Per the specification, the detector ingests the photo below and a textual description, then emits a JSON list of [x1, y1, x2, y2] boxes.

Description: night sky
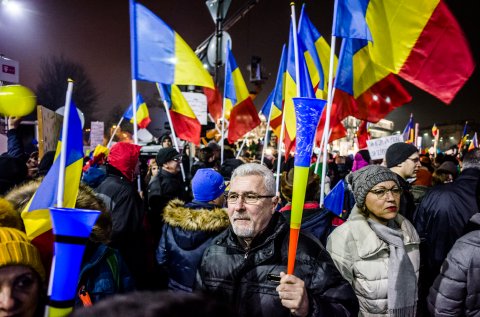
[[1, 0, 478, 131]]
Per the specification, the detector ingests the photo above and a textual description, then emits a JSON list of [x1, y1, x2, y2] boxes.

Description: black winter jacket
[[428, 213, 480, 316], [147, 169, 189, 245], [196, 212, 359, 317], [95, 166, 147, 288], [156, 199, 229, 292], [414, 168, 480, 288]]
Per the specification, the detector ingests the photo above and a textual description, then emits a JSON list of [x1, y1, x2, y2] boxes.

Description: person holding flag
[[196, 163, 358, 317]]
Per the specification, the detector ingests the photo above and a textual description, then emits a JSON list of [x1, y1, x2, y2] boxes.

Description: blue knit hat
[[192, 168, 226, 202]]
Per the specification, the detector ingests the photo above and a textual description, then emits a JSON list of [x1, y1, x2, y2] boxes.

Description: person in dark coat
[[385, 142, 421, 223], [95, 142, 148, 289], [414, 148, 480, 314], [147, 148, 190, 247], [427, 212, 480, 316], [0, 154, 28, 195], [196, 163, 359, 317], [156, 168, 229, 292]]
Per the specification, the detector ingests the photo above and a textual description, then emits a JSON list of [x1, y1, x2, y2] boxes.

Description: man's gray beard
[[232, 223, 255, 238]]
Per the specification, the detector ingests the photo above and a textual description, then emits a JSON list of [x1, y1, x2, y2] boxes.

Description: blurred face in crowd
[[398, 152, 421, 179], [162, 156, 181, 174], [0, 265, 41, 317], [148, 160, 159, 177], [26, 152, 39, 178], [365, 180, 401, 225], [162, 138, 173, 148], [227, 175, 277, 241]]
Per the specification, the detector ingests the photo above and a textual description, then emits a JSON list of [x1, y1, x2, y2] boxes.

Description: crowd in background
[[1, 115, 480, 316]]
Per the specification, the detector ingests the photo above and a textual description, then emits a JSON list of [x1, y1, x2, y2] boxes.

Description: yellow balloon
[[0, 85, 37, 117]]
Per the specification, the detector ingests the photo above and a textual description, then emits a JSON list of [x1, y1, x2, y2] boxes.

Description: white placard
[[339, 141, 350, 156], [366, 135, 405, 160], [0, 57, 19, 83], [90, 121, 104, 150], [182, 92, 207, 125]]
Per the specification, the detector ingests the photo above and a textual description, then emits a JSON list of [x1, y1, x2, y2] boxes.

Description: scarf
[[367, 219, 417, 317]]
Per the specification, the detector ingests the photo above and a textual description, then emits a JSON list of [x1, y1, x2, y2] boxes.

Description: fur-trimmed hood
[[163, 199, 230, 232]]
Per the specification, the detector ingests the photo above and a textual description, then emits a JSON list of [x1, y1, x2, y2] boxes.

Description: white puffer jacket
[[326, 205, 420, 316]]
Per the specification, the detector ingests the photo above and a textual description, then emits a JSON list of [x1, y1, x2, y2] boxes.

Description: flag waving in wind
[[403, 114, 415, 143], [21, 98, 84, 267], [130, 0, 214, 89], [283, 22, 316, 155], [261, 45, 287, 138], [469, 132, 478, 152], [123, 94, 151, 129], [224, 47, 261, 143], [158, 83, 201, 145]]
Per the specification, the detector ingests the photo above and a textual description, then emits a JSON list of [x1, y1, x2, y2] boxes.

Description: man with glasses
[[196, 163, 358, 317], [385, 142, 421, 222]]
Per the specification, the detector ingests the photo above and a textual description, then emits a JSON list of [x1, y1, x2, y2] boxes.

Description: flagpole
[[131, 80, 139, 144], [156, 85, 187, 184], [319, 34, 337, 206], [107, 117, 124, 149], [315, 128, 332, 174], [236, 137, 247, 159], [275, 110, 287, 195], [291, 5, 300, 98], [261, 104, 274, 164], [56, 79, 74, 208], [221, 41, 231, 166]]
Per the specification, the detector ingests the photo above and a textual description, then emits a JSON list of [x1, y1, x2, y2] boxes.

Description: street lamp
[[1, 0, 22, 16]]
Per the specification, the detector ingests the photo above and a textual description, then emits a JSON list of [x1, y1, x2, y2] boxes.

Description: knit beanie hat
[[0, 227, 46, 282], [156, 148, 181, 166], [347, 165, 400, 209], [192, 168, 226, 202], [385, 142, 418, 168]]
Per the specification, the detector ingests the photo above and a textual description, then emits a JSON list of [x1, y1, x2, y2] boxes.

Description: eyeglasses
[[369, 187, 403, 199], [225, 192, 275, 205], [407, 157, 420, 163]]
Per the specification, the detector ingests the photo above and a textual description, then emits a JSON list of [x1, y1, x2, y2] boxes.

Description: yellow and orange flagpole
[[286, 2, 327, 274], [288, 97, 326, 274]]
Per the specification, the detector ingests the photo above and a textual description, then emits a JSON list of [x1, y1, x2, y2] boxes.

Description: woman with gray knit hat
[[327, 165, 420, 316]]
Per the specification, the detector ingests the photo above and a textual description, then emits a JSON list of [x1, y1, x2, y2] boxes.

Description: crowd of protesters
[[1, 116, 480, 316]]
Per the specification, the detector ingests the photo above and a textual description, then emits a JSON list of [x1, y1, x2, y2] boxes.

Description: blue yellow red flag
[[21, 99, 84, 263], [123, 94, 151, 129], [283, 22, 316, 154], [224, 47, 261, 143], [158, 83, 201, 145], [130, 0, 214, 89], [402, 114, 415, 143]]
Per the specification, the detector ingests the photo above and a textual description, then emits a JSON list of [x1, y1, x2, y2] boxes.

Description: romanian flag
[[123, 94, 151, 129], [458, 121, 469, 150], [298, 5, 338, 98], [333, 36, 412, 124], [261, 45, 287, 138], [158, 83, 201, 145], [337, 0, 475, 104], [432, 123, 439, 138], [356, 120, 370, 149], [468, 132, 478, 152], [283, 22, 317, 155], [130, 0, 219, 109], [224, 47, 261, 143], [403, 114, 415, 143], [21, 99, 84, 269]]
